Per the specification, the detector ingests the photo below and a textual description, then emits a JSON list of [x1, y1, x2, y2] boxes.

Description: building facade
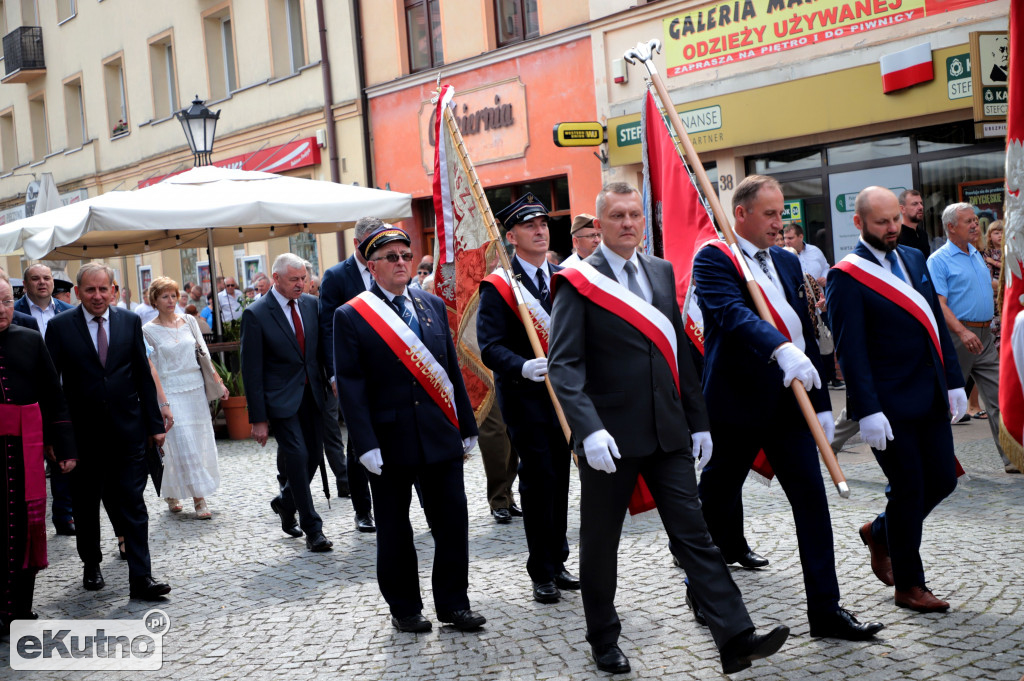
[[0, 0, 367, 299]]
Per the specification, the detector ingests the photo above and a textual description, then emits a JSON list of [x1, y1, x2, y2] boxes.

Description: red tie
[[288, 300, 305, 356]]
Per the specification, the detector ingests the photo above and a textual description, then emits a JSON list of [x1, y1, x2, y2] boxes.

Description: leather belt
[[960, 319, 992, 328]]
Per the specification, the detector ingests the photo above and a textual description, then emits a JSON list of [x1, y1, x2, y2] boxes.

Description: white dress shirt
[[134, 302, 159, 326], [86, 307, 112, 352], [599, 242, 653, 303], [860, 238, 910, 282], [218, 289, 243, 322], [379, 286, 417, 319], [270, 286, 304, 337], [27, 298, 58, 338], [735, 234, 781, 291], [515, 254, 552, 296], [358, 260, 373, 291], [797, 243, 831, 280]]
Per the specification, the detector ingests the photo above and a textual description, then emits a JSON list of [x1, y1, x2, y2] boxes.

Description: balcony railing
[[2, 26, 45, 84]]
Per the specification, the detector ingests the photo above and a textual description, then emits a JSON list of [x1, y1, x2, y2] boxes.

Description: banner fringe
[[999, 415, 1024, 472]]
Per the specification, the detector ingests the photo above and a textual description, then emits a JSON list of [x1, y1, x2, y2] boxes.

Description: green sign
[[782, 200, 803, 223], [946, 53, 972, 100], [617, 121, 643, 147]]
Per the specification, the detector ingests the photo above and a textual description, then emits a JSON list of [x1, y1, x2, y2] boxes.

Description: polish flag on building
[[879, 43, 934, 93]]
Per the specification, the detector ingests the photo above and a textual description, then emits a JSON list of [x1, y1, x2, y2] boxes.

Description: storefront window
[[750, 149, 822, 175], [406, 0, 443, 73], [495, 0, 539, 47], [919, 150, 1006, 248], [917, 125, 975, 154], [289, 233, 319, 275], [827, 137, 910, 165]]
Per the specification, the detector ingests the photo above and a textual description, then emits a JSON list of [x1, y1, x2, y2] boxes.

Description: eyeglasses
[[575, 231, 602, 241], [417, 270, 430, 275], [225, 284, 237, 288], [0, 299, 14, 307], [373, 252, 415, 263]]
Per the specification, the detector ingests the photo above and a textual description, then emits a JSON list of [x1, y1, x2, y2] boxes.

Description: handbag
[[185, 315, 223, 401]]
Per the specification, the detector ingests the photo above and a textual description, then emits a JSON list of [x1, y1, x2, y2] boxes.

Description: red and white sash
[[833, 253, 943, 366], [704, 240, 805, 351], [483, 267, 551, 353], [553, 260, 680, 393], [347, 291, 459, 428]]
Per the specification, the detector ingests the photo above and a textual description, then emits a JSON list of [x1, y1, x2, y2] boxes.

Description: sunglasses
[[373, 252, 415, 263], [226, 284, 237, 288]]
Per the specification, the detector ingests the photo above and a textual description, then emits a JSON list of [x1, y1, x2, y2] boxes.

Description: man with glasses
[[561, 213, 601, 267], [218, 278, 243, 323], [333, 225, 484, 634]]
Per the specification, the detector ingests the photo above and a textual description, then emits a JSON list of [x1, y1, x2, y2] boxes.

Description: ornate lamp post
[[176, 95, 220, 167]]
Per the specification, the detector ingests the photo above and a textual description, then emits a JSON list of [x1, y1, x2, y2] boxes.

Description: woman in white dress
[[143, 277, 229, 519]]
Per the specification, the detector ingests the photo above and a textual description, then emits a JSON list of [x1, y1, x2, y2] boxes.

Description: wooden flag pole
[[624, 40, 849, 499], [441, 102, 574, 447]]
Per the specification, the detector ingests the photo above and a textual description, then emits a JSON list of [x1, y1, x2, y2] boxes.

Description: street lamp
[[176, 95, 220, 167]]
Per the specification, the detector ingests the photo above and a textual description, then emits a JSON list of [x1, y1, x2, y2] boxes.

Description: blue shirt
[[926, 240, 994, 322], [200, 305, 214, 328]]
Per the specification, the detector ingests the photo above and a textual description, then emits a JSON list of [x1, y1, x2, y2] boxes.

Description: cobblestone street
[[4, 408, 1023, 680]]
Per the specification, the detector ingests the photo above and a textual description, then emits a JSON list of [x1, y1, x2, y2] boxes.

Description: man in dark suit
[[827, 186, 966, 613], [241, 253, 332, 552], [334, 225, 485, 634], [14, 263, 75, 537], [318, 216, 383, 533], [692, 174, 882, 641], [478, 193, 577, 604], [45, 262, 170, 600], [548, 182, 789, 676]]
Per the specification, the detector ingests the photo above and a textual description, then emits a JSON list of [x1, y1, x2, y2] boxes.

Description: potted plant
[[213, 359, 250, 440]]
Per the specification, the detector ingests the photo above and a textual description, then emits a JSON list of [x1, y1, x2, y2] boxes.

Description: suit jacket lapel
[[638, 253, 672, 316], [73, 306, 103, 367], [346, 255, 368, 293], [588, 249, 615, 281], [265, 293, 302, 356], [853, 241, 882, 267]]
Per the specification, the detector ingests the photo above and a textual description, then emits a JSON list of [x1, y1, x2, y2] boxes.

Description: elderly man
[[218, 277, 244, 323], [334, 225, 484, 634], [827, 187, 966, 613], [549, 182, 790, 675], [898, 189, 930, 258], [252, 273, 271, 300], [927, 203, 1012, 471], [560, 213, 601, 267], [0, 276, 77, 634], [45, 263, 170, 600], [14, 263, 76, 536], [241, 254, 331, 552]]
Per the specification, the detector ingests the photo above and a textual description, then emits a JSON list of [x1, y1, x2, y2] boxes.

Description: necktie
[[393, 294, 422, 339], [884, 251, 907, 282], [623, 261, 646, 301], [536, 270, 551, 312], [288, 300, 305, 356], [754, 251, 774, 282], [94, 316, 108, 367]]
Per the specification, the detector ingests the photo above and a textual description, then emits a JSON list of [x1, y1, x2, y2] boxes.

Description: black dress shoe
[[592, 642, 630, 674], [337, 481, 351, 498], [391, 613, 432, 632], [720, 625, 790, 675], [83, 564, 104, 591], [724, 550, 769, 569], [54, 520, 76, 536], [809, 608, 884, 641], [508, 503, 523, 517], [491, 508, 512, 524], [438, 609, 486, 631], [554, 570, 580, 590], [355, 512, 376, 533], [128, 576, 171, 600], [685, 585, 708, 627], [306, 532, 334, 552], [270, 497, 303, 538], [533, 581, 561, 603]]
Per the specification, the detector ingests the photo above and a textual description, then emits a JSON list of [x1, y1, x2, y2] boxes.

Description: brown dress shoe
[[895, 586, 950, 613], [859, 522, 894, 587]]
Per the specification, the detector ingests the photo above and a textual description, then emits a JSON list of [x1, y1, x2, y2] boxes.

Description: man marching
[[333, 225, 485, 634], [478, 193, 577, 605], [549, 182, 789, 676], [826, 186, 966, 612], [692, 174, 883, 640]]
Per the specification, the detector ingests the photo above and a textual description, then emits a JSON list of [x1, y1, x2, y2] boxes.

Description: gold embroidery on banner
[[405, 345, 454, 408]]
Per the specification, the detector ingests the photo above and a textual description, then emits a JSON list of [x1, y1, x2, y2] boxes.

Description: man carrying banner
[[333, 225, 485, 634], [478, 193, 577, 605], [549, 182, 789, 676], [692, 174, 883, 641], [826, 186, 966, 613]]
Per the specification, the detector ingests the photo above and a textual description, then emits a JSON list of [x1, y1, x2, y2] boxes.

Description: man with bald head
[[827, 186, 966, 613]]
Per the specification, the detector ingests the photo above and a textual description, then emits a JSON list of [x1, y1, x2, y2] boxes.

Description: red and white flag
[[432, 85, 500, 422], [879, 42, 934, 94], [999, 2, 1024, 473], [640, 89, 719, 350]]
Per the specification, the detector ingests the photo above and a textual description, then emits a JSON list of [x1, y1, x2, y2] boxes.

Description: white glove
[[691, 431, 713, 471], [462, 436, 478, 454], [859, 412, 894, 451], [775, 342, 822, 391], [948, 388, 968, 424], [359, 448, 383, 475], [521, 357, 548, 382], [582, 429, 621, 474], [816, 411, 835, 443]]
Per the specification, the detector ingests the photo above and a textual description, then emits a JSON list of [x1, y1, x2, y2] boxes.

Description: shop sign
[[829, 164, 911, 260], [420, 78, 529, 174], [976, 121, 1007, 138], [139, 137, 321, 188], [781, 199, 803, 223], [662, 0, 999, 77], [958, 178, 1004, 224], [553, 122, 605, 147], [946, 53, 972, 100], [615, 105, 722, 149], [970, 31, 1008, 121]]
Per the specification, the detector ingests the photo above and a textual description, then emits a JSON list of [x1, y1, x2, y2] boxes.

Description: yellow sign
[[552, 122, 605, 147], [661, 0, 997, 77]]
